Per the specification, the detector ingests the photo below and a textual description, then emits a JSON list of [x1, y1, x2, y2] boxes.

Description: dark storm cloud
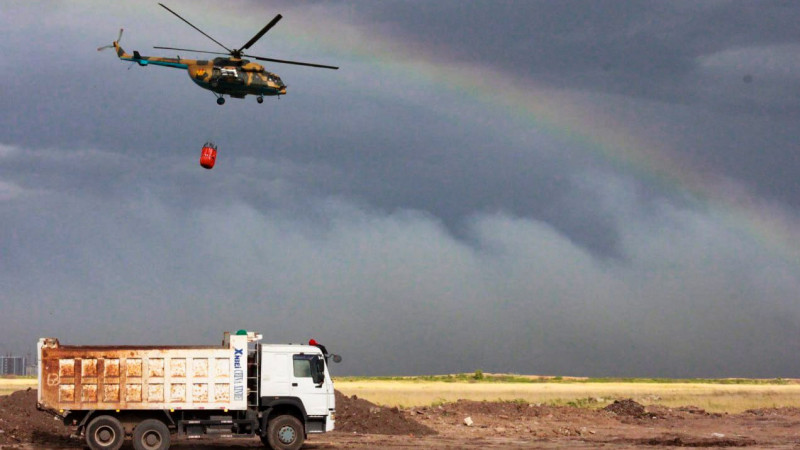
[[171, 0, 800, 119], [293, 0, 800, 250], [5, 0, 796, 254], [352, 0, 800, 108], [3, 0, 799, 242]]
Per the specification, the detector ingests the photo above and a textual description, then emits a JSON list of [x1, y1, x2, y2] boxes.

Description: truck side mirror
[[332, 354, 342, 363]]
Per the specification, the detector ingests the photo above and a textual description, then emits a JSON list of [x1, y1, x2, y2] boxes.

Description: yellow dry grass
[[334, 380, 800, 413], [0, 377, 36, 396]]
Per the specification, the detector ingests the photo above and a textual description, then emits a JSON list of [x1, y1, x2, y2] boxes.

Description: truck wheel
[[132, 419, 171, 450], [264, 415, 304, 450], [85, 415, 124, 450]]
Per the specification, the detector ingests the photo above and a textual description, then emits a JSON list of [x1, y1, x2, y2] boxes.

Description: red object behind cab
[[200, 141, 217, 169]]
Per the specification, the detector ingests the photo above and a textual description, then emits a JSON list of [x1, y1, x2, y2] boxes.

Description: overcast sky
[[2, 0, 800, 377]]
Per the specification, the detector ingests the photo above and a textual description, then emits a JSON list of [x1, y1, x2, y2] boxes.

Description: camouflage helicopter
[[98, 3, 338, 105]]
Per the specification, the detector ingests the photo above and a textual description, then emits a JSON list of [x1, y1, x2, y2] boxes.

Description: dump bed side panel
[[38, 335, 248, 412]]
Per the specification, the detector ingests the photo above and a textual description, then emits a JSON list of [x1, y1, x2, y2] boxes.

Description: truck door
[[292, 354, 329, 416]]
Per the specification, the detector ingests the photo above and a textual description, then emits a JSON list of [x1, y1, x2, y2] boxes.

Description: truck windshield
[[293, 354, 325, 385]]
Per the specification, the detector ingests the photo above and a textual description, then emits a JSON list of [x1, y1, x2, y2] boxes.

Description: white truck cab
[[257, 344, 337, 436]]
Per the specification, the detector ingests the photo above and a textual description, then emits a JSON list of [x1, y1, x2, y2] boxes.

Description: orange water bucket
[[200, 141, 217, 169]]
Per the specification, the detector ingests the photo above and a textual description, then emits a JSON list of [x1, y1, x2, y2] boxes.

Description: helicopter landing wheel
[[257, 96, 264, 104], [216, 97, 225, 105]]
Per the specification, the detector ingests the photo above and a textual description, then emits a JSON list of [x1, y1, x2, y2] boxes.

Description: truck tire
[[263, 415, 304, 450], [132, 418, 171, 450], [85, 415, 124, 450]]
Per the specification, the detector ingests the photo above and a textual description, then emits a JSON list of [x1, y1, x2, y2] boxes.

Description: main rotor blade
[[154, 46, 229, 57], [239, 14, 282, 52], [246, 54, 339, 70], [158, 3, 232, 53]]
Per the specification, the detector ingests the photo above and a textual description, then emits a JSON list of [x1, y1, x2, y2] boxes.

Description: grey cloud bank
[[3, 149, 798, 376]]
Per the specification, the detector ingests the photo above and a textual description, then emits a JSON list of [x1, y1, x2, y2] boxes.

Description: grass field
[[5, 375, 800, 413], [334, 376, 800, 413], [0, 377, 36, 396]]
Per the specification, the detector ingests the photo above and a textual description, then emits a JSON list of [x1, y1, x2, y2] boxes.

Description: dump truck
[[37, 330, 340, 450]]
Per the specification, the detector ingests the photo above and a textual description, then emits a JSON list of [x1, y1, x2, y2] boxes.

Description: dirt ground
[[3, 388, 800, 449]]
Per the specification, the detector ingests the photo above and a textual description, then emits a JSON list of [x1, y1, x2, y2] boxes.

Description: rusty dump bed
[[38, 333, 250, 413]]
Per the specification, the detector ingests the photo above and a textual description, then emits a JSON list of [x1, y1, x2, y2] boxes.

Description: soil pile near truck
[[0, 388, 76, 447], [0, 389, 435, 446], [334, 390, 436, 435]]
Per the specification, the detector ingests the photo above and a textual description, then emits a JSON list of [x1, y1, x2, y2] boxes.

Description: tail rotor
[[97, 28, 124, 51]]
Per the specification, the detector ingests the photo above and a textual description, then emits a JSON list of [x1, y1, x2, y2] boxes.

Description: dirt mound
[[602, 399, 650, 418], [333, 390, 436, 435], [628, 435, 757, 447], [745, 407, 800, 417], [416, 398, 579, 421], [674, 405, 708, 414], [438, 399, 540, 417], [0, 388, 76, 447]]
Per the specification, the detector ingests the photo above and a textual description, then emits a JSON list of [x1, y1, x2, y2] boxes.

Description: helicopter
[[98, 3, 338, 105]]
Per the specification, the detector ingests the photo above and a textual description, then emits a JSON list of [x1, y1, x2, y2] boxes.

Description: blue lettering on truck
[[234, 348, 244, 401]]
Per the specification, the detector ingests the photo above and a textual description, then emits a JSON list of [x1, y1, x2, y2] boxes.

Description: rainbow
[[137, 2, 800, 265]]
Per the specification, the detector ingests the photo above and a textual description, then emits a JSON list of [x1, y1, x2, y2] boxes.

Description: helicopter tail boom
[[113, 42, 189, 69], [101, 29, 188, 70]]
